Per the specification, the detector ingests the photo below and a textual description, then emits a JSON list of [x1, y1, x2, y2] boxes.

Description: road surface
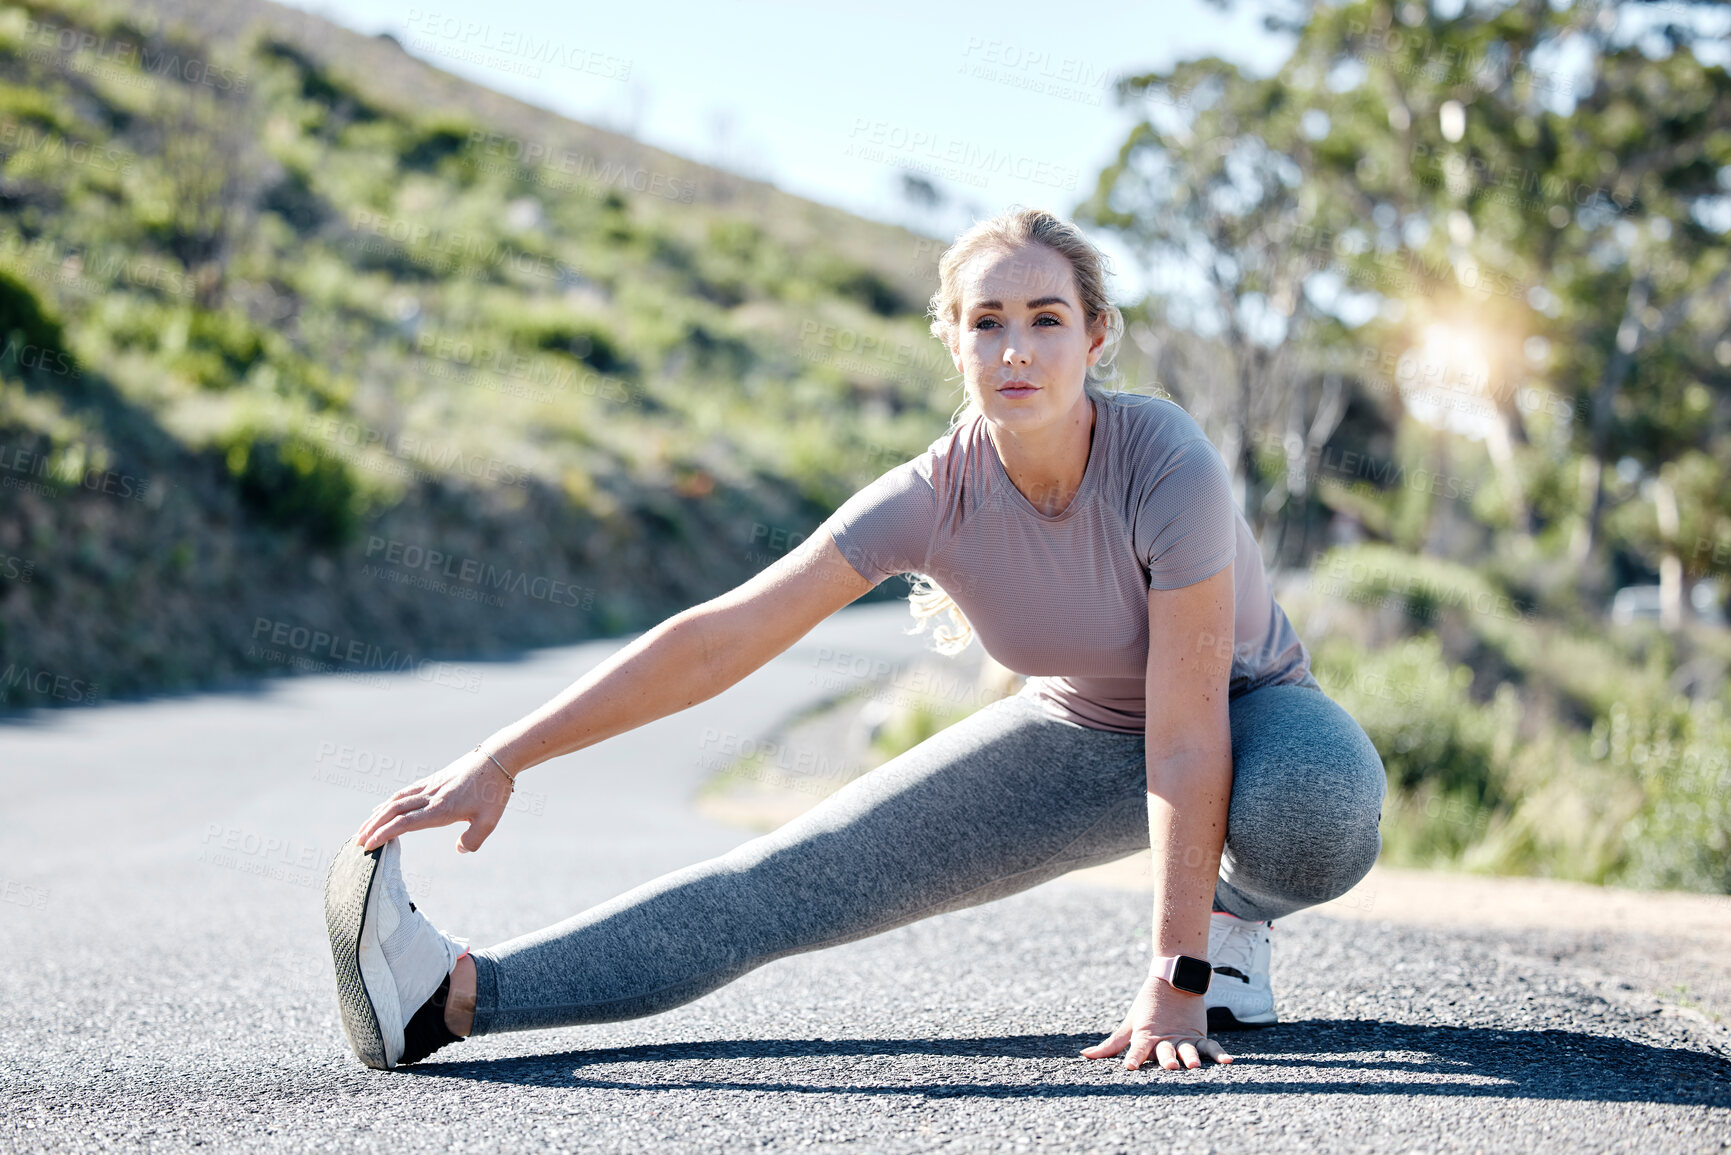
[[2, 602, 1728, 1153]]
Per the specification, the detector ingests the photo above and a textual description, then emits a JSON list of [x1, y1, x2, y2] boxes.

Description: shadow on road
[[411, 1021, 1731, 1104]]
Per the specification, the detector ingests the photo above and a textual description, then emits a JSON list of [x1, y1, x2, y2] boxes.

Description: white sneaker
[[1204, 911, 1277, 1030], [323, 837, 466, 1069]]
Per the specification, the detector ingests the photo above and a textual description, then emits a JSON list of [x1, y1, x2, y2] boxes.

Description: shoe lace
[[386, 864, 421, 922], [1210, 917, 1261, 980]]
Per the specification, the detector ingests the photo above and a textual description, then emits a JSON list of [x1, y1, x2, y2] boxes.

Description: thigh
[[722, 691, 1151, 953], [1217, 681, 1388, 918], [471, 693, 1150, 1034]]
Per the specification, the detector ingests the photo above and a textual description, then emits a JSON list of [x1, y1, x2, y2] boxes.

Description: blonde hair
[[908, 207, 1126, 656]]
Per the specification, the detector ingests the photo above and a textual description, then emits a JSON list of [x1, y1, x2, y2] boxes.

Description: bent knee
[[1222, 799, 1383, 906]]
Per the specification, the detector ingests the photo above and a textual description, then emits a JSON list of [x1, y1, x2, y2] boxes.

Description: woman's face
[[949, 241, 1106, 433]]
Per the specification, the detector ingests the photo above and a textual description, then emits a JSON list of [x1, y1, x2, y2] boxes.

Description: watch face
[[1172, 955, 1212, 995]]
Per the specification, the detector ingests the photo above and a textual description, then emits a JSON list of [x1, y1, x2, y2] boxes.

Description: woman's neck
[[986, 393, 1098, 516]]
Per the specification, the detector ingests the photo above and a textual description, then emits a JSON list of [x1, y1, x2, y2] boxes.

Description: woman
[[325, 208, 1386, 1076]]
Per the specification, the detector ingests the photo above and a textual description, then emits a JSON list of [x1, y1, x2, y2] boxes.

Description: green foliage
[[1315, 633, 1518, 802], [259, 166, 330, 233], [1301, 541, 1729, 887], [212, 420, 362, 549], [508, 310, 632, 374], [0, 0, 948, 516], [1599, 696, 1731, 893], [400, 118, 476, 174], [868, 695, 978, 764], [0, 267, 69, 362], [257, 38, 381, 128], [173, 308, 264, 388], [805, 252, 907, 317], [1310, 542, 1536, 636], [0, 0, 949, 719], [1309, 633, 1520, 866]]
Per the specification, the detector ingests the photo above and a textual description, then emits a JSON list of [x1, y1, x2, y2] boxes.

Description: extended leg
[[469, 694, 1151, 1036]]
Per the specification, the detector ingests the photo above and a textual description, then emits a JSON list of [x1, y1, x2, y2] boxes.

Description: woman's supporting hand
[[1081, 968, 1235, 1071], [353, 748, 514, 855]]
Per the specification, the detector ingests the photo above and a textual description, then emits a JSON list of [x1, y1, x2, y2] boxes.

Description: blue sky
[[275, 0, 1298, 298]]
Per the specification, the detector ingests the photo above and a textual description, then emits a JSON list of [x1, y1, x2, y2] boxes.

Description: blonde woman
[[326, 207, 1386, 1074]]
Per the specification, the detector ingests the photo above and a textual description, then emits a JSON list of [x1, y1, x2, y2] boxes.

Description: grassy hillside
[[0, 0, 957, 710]]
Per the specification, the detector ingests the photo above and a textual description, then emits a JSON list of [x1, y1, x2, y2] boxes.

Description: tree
[[1086, 0, 1731, 616], [1079, 54, 1344, 535]]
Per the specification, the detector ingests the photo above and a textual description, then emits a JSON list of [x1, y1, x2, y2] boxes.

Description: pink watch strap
[[1152, 952, 1211, 994]]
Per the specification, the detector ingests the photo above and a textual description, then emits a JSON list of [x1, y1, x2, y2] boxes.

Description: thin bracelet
[[474, 745, 516, 793]]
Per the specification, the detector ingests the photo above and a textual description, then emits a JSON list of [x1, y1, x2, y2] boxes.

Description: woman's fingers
[[355, 792, 433, 848], [454, 810, 500, 855], [351, 756, 511, 855], [358, 795, 444, 851], [1123, 1031, 1157, 1071], [1079, 1023, 1130, 1059], [374, 783, 428, 815], [359, 800, 451, 852], [358, 786, 429, 834], [1086, 1030, 1233, 1071]]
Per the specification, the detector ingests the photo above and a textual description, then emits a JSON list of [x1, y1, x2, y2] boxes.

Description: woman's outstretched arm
[[354, 532, 876, 853]]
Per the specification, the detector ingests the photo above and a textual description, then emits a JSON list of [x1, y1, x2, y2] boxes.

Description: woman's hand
[[1081, 968, 1236, 1071], [353, 748, 514, 855]]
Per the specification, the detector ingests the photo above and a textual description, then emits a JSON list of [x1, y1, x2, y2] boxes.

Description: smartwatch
[[1153, 953, 1212, 996]]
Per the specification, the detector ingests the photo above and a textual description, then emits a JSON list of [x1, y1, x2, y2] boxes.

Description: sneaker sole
[[324, 840, 396, 1070], [1207, 1006, 1279, 1032]]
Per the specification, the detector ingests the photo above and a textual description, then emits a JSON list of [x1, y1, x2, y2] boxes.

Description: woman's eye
[[972, 317, 999, 330], [1035, 314, 1060, 326]]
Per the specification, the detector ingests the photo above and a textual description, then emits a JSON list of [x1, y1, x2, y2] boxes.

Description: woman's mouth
[[997, 381, 1037, 398]]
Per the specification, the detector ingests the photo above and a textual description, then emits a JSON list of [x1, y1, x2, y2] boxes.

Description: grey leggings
[[469, 678, 1387, 1035]]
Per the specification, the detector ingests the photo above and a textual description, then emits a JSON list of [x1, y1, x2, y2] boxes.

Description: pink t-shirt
[[820, 391, 1311, 734]]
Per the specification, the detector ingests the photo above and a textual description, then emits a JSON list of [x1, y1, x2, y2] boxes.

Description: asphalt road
[[3, 602, 1728, 1154]]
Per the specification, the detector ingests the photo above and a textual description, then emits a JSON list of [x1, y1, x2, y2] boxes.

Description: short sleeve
[[1135, 437, 1238, 590], [820, 458, 937, 586]]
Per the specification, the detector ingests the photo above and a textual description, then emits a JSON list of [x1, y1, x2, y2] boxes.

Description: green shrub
[[0, 268, 70, 364], [1312, 543, 1535, 632], [1305, 543, 1731, 887], [1600, 696, 1731, 893], [509, 312, 632, 374], [176, 308, 265, 388], [260, 166, 331, 232], [706, 219, 764, 260], [401, 118, 476, 173], [869, 695, 978, 763], [1312, 633, 1521, 865], [805, 253, 905, 316], [257, 39, 381, 127], [214, 422, 362, 548]]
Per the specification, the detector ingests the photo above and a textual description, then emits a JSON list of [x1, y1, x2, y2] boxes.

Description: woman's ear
[[1086, 314, 1108, 365]]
